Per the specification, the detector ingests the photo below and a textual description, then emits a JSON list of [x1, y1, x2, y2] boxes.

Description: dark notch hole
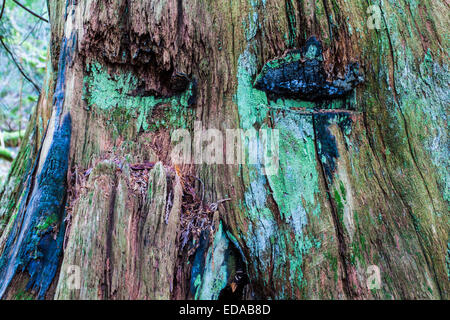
[[218, 236, 250, 301]]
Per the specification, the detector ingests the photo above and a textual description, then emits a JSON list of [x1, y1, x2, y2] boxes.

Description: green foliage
[[0, 0, 49, 133], [0, 147, 13, 162], [0, 0, 49, 188]]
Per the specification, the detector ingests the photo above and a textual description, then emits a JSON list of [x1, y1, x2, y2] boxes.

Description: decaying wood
[[0, 0, 448, 300]]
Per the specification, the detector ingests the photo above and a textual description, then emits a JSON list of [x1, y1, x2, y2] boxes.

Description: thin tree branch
[[12, 0, 48, 23], [0, 0, 6, 23], [20, 18, 42, 45], [0, 36, 41, 93]]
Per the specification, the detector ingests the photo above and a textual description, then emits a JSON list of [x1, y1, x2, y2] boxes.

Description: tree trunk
[[0, 0, 448, 300]]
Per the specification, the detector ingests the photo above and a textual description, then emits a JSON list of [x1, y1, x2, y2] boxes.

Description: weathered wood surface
[[0, 0, 448, 300]]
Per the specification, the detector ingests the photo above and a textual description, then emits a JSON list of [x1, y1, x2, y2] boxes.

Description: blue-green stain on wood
[[0, 114, 71, 299], [263, 113, 322, 294], [0, 36, 73, 299], [194, 222, 234, 300], [190, 230, 209, 296], [243, 0, 262, 41], [236, 49, 322, 297]]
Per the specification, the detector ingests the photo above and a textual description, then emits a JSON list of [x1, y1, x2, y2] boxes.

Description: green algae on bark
[[235, 47, 329, 298], [83, 63, 195, 133]]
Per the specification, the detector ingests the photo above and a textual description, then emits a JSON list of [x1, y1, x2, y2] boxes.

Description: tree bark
[[0, 0, 448, 300]]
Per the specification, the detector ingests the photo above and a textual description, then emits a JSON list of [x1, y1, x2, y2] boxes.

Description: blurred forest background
[[0, 0, 48, 186]]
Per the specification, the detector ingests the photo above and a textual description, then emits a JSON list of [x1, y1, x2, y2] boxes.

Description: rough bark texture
[[0, 0, 448, 300]]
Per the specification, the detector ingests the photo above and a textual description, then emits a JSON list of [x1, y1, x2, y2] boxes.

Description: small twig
[[0, 36, 41, 93], [12, 0, 49, 23], [20, 18, 43, 45], [19, 76, 23, 132], [63, 213, 72, 250], [209, 198, 231, 212]]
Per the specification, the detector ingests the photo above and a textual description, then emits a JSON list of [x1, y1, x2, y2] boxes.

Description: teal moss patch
[[267, 112, 321, 227], [83, 63, 195, 134], [236, 17, 360, 296], [236, 50, 269, 130], [236, 49, 323, 297]]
